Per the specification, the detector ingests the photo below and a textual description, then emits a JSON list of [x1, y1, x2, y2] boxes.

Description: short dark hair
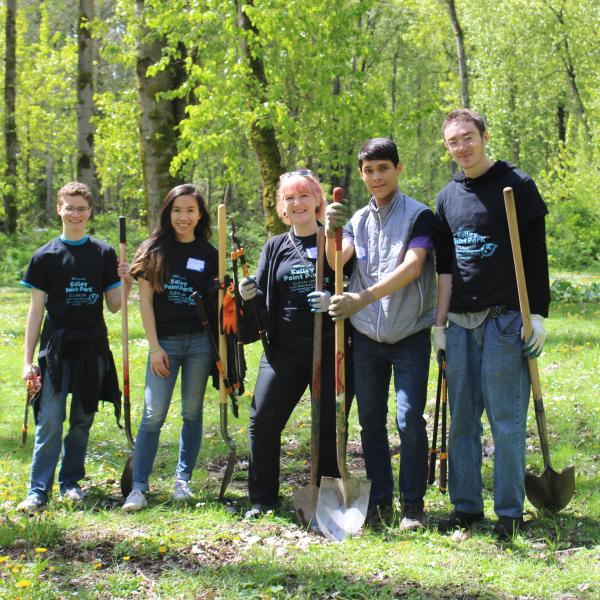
[[358, 138, 400, 168], [442, 109, 487, 139], [57, 182, 93, 206]]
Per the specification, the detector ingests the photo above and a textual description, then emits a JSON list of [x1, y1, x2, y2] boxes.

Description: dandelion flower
[[16, 580, 32, 588], [34, 548, 47, 554]]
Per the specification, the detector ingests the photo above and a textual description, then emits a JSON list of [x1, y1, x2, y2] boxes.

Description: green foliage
[[550, 278, 600, 303]]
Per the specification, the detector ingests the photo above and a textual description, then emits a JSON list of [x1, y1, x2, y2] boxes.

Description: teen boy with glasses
[[324, 138, 436, 530], [433, 109, 550, 538], [17, 182, 131, 512]]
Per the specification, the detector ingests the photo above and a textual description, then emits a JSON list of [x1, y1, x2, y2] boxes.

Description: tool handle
[[503, 187, 551, 469], [428, 365, 443, 485], [310, 227, 325, 487], [218, 205, 228, 409], [439, 358, 448, 494], [332, 187, 348, 480]]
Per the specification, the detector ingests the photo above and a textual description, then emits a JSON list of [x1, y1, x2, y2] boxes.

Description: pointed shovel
[[293, 226, 325, 527], [504, 187, 575, 512], [316, 187, 371, 541]]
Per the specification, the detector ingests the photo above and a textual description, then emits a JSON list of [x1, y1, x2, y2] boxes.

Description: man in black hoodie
[[433, 109, 550, 539]]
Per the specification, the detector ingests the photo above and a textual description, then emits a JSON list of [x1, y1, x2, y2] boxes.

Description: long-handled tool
[[21, 367, 41, 446], [118, 216, 135, 498], [439, 355, 448, 495], [504, 187, 575, 512], [428, 358, 443, 485], [293, 226, 325, 527], [316, 187, 371, 541], [230, 219, 272, 362]]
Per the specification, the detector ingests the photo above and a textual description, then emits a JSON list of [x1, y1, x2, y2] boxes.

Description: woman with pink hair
[[239, 170, 352, 519]]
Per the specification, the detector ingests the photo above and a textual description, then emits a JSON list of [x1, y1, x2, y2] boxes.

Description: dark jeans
[[248, 333, 353, 506], [353, 329, 430, 509]]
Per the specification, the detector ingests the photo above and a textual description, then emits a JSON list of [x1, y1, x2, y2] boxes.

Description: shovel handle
[[439, 356, 448, 494], [503, 187, 551, 469], [333, 187, 349, 480], [428, 362, 443, 485]]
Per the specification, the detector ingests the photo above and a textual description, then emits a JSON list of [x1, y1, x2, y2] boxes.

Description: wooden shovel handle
[[218, 204, 228, 408]]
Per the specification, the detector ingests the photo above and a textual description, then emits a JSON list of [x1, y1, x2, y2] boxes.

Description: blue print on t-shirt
[[65, 277, 99, 306], [164, 274, 195, 306], [454, 227, 498, 260], [282, 263, 315, 295]]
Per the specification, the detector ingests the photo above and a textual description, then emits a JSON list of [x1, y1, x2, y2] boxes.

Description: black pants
[[248, 332, 353, 506]]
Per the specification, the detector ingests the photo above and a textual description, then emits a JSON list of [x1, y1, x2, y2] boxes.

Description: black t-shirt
[[21, 236, 120, 348], [142, 238, 218, 338], [257, 231, 334, 342], [434, 161, 550, 315]]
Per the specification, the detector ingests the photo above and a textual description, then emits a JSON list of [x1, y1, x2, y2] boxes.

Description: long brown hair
[[130, 184, 211, 292]]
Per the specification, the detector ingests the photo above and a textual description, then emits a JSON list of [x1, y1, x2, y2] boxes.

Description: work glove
[[307, 290, 331, 313], [328, 289, 375, 321], [433, 325, 446, 364], [239, 276, 257, 301], [521, 314, 546, 357], [324, 200, 350, 238]]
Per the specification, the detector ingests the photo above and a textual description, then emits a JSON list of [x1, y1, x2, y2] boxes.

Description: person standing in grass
[[237, 170, 352, 520], [18, 182, 130, 512], [433, 108, 550, 539], [122, 184, 217, 512], [325, 138, 436, 530]]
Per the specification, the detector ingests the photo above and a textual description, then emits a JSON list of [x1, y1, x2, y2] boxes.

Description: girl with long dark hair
[[123, 184, 217, 511]]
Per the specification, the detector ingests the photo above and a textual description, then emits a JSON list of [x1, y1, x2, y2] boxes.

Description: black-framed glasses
[[280, 169, 314, 180]]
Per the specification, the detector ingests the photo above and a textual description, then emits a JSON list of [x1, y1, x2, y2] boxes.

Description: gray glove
[[307, 290, 331, 313], [328, 289, 375, 321], [239, 276, 257, 301], [521, 314, 546, 357], [324, 200, 350, 238]]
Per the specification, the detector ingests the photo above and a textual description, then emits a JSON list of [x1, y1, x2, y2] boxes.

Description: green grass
[[0, 281, 598, 599]]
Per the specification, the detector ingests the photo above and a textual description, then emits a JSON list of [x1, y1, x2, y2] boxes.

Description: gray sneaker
[[16, 495, 46, 513], [399, 507, 427, 531], [173, 479, 193, 502], [61, 487, 84, 503], [123, 489, 148, 512]]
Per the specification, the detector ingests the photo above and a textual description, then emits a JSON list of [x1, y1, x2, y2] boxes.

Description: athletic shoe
[[61, 487, 84, 503], [494, 516, 524, 540], [438, 510, 484, 532], [399, 506, 427, 531], [122, 489, 148, 512], [244, 503, 277, 520], [16, 495, 46, 513], [173, 479, 193, 502]]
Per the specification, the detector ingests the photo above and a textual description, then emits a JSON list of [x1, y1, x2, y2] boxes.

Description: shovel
[[504, 187, 575, 512], [118, 216, 136, 498], [293, 226, 325, 527], [316, 187, 371, 541]]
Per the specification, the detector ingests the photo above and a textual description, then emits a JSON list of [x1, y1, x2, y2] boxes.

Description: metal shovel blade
[[316, 476, 371, 541], [293, 484, 319, 528], [120, 454, 133, 498], [525, 464, 575, 512]]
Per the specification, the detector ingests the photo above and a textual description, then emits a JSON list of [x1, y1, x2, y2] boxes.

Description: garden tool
[[504, 187, 575, 512], [118, 216, 135, 498], [21, 366, 41, 446], [293, 226, 325, 527], [316, 187, 371, 541], [428, 352, 448, 494]]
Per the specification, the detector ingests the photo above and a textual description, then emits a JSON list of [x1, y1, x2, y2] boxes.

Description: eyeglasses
[[62, 205, 91, 214], [280, 169, 314, 180], [446, 135, 478, 150]]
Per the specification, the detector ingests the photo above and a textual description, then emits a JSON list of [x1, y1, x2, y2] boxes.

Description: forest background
[[0, 0, 598, 272]]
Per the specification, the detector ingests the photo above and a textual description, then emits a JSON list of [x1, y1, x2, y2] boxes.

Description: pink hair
[[276, 172, 326, 225]]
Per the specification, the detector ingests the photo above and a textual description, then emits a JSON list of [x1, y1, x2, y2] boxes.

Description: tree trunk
[[77, 0, 98, 204], [444, 0, 470, 108], [236, 0, 284, 236], [45, 154, 54, 223], [134, 0, 184, 229], [3, 0, 18, 234]]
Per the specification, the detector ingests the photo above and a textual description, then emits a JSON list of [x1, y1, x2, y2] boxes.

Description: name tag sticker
[[186, 258, 205, 272], [355, 246, 366, 260], [306, 246, 318, 259]]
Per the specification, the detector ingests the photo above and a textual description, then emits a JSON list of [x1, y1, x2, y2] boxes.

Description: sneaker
[[244, 503, 277, 520], [399, 506, 427, 531], [61, 487, 84, 503], [16, 495, 46, 513], [438, 510, 484, 532], [173, 479, 193, 502], [122, 489, 148, 512], [365, 503, 394, 530], [494, 516, 524, 540]]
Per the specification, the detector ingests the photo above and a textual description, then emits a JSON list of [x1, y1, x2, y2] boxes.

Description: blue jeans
[[28, 358, 102, 501], [353, 329, 430, 509], [132, 332, 212, 492], [446, 312, 530, 518]]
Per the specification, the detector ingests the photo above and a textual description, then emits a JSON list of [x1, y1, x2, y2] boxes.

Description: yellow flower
[[34, 547, 47, 553], [93, 562, 102, 569], [159, 546, 167, 554], [16, 580, 32, 588], [122, 555, 130, 562], [0, 556, 9, 563]]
